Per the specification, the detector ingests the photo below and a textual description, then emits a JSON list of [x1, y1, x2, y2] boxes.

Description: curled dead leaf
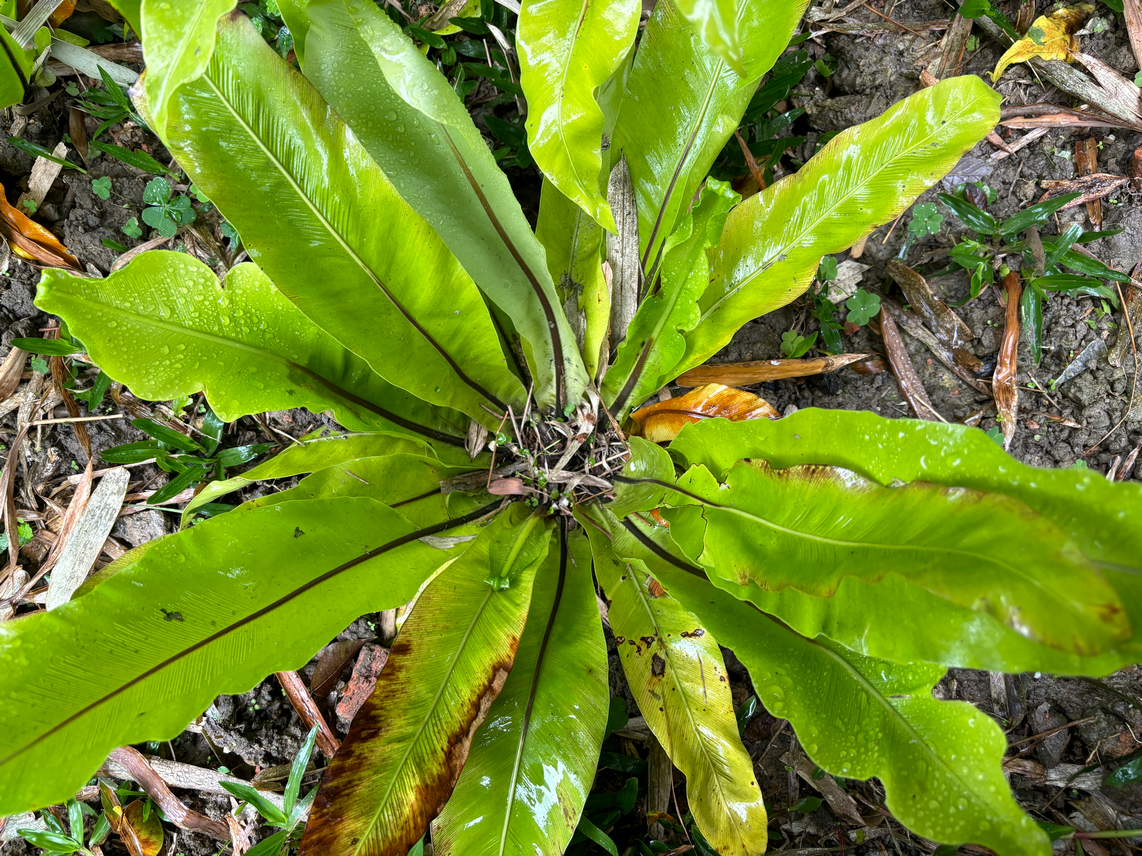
[[0, 184, 80, 269], [629, 384, 778, 443], [994, 272, 1022, 450], [992, 4, 1093, 82]]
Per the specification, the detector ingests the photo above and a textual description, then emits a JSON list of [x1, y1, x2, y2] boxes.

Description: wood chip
[[935, 11, 972, 79], [1074, 137, 1101, 227], [879, 308, 945, 421], [1038, 173, 1129, 209], [674, 353, 874, 387], [99, 753, 294, 812], [311, 638, 370, 700], [45, 467, 129, 610], [20, 142, 67, 209], [994, 272, 1022, 451], [39, 460, 93, 576]]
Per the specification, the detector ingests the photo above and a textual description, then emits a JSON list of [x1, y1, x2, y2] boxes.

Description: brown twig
[[108, 746, 231, 840], [276, 670, 340, 759]]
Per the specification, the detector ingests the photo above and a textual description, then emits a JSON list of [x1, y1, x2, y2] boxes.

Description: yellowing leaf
[[629, 383, 777, 442], [991, 4, 1093, 81]]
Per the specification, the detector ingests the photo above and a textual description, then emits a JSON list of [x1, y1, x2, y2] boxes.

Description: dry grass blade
[[0, 346, 28, 403], [44, 467, 129, 610], [1, 426, 28, 576], [1124, 0, 1142, 69], [995, 272, 1022, 451], [886, 260, 973, 347], [68, 106, 89, 166], [629, 384, 779, 442], [675, 354, 874, 387], [276, 670, 340, 759], [51, 354, 91, 461], [39, 460, 93, 575], [108, 747, 231, 840], [878, 308, 945, 421], [1038, 173, 1130, 208]]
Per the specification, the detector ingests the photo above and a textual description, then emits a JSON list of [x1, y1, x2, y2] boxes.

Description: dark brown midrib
[[0, 501, 501, 768]]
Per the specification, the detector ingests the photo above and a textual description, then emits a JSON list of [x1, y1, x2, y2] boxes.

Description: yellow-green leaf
[[991, 4, 1093, 81], [588, 518, 767, 856], [141, 0, 238, 132], [676, 76, 1001, 378], [519, 0, 640, 232]]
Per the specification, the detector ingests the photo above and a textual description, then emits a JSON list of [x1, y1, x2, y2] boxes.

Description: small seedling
[[0, 520, 33, 552], [221, 726, 318, 856], [102, 409, 274, 506], [780, 329, 817, 358], [142, 177, 196, 238], [17, 797, 108, 855], [122, 218, 143, 239], [91, 177, 112, 200], [817, 255, 838, 282], [907, 202, 943, 237], [845, 288, 881, 326]]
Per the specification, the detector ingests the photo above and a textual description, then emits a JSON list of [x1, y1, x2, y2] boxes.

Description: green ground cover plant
[[1, 2, 1140, 855]]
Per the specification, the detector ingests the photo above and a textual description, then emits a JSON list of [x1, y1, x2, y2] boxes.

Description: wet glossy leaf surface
[[613, 519, 1051, 856], [0, 498, 482, 813], [292, 0, 588, 410], [158, 15, 526, 423], [38, 253, 466, 446], [664, 411, 1142, 673], [677, 77, 1001, 378], [611, 0, 809, 279], [518, 0, 640, 231], [301, 507, 549, 856], [433, 530, 608, 856]]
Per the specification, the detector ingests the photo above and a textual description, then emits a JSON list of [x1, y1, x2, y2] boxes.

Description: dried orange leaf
[[629, 383, 778, 443], [674, 354, 873, 388], [0, 184, 80, 269], [49, 1, 78, 26], [121, 799, 164, 856], [992, 4, 1093, 82]]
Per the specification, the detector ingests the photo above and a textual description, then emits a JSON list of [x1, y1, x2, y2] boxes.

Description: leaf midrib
[[199, 69, 506, 413], [697, 92, 983, 325], [621, 475, 1095, 624]]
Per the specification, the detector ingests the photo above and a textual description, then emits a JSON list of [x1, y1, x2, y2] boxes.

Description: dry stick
[[1085, 281, 1138, 455], [879, 309, 946, 421], [275, 670, 340, 759], [108, 747, 231, 840], [26, 413, 124, 426], [858, 1, 928, 37]]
